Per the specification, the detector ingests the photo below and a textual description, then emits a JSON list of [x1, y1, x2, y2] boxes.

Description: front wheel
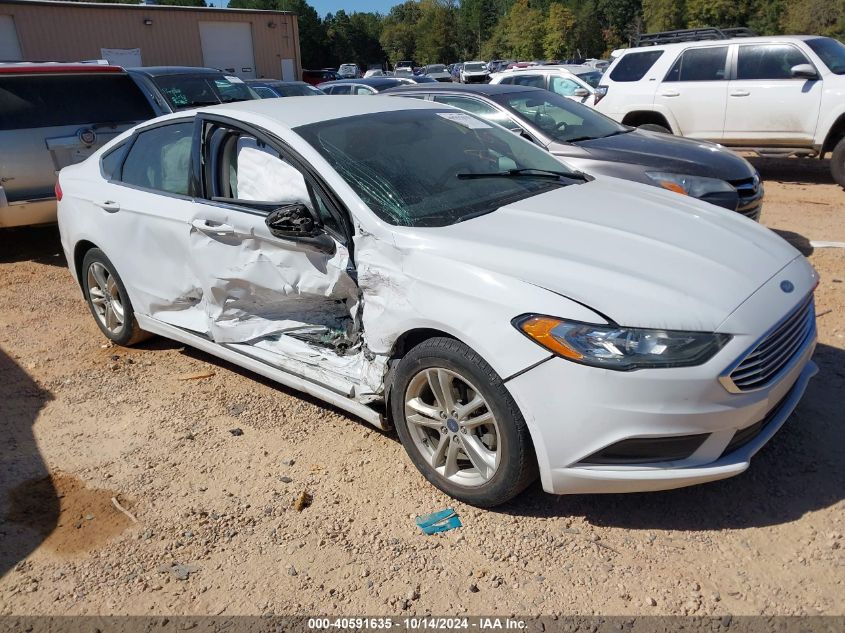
[[81, 248, 148, 346], [830, 137, 845, 188], [391, 337, 537, 507]]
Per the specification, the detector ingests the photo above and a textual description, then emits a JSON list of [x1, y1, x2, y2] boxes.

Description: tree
[[782, 0, 845, 39], [642, 0, 685, 33], [544, 4, 576, 59]]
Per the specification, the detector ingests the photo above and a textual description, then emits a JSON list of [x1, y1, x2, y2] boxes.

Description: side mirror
[[573, 88, 590, 97], [791, 63, 818, 80], [265, 203, 336, 254]]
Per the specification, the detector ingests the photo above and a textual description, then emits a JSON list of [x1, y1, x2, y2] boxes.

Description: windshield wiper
[[456, 167, 588, 181]]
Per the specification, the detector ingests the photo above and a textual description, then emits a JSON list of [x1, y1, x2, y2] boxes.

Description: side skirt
[[135, 314, 387, 430]]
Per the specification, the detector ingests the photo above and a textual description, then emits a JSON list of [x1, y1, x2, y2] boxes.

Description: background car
[[245, 80, 325, 98], [597, 31, 845, 186], [490, 65, 598, 106], [450, 62, 463, 82], [302, 69, 339, 86], [57, 96, 817, 507], [126, 67, 259, 114], [384, 83, 764, 219], [318, 77, 412, 94], [338, 63, 361, 79], [460, 61, 490, 83], [422, 64, 452, 82], [0, 62, 155, 228]]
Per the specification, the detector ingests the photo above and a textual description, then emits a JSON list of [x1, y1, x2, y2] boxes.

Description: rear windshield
[[609, 50, 664, 82], [0, 73, 154, 131], [151, 74, 256, 110], [464, 63, 487, 72], [274, 83, 324, 97]]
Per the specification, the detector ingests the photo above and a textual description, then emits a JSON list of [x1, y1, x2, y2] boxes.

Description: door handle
[[730, 90, 750, 97], [659, 89, 680, 97], [97, 200, 120, 212], [191, 218, 235, 235]]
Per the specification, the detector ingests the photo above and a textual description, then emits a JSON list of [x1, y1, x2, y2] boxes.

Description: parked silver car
[[0, 63, 154, 228]]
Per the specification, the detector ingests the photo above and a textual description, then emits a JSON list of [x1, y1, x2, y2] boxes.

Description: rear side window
[[101, 142, 129, 180], [609, 50, 664, 82], [510, 74, 545, 89], [0, 73, 154, 131], [664, 47, 728, 82], [737, 44, 812, 80], [120, 122, 194, 195]]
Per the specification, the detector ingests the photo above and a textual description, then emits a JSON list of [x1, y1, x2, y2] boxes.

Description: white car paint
[[57, 97, 818, 496], [490, 66, 598, 106], [598, 35, 845, 151]]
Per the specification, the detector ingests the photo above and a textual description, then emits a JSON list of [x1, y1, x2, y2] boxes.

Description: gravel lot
[[0, 157, 843, 616]]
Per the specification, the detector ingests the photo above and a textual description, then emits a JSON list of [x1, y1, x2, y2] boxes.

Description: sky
[[208, 1, 399, 15]]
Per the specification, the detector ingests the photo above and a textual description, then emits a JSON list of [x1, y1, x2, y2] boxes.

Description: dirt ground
[[0, 156, 843, 617]]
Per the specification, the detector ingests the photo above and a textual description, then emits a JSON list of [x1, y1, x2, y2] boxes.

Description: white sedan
[[57, 97, 818, 506]]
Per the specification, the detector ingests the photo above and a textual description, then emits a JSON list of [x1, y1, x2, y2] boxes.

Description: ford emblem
[[780, 280, 795, 293]]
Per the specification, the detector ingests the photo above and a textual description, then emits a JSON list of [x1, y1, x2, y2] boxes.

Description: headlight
[[646, 172, 735, 198], [513, 315, 731, 370]]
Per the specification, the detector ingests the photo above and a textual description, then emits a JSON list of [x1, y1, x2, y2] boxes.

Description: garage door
[[199, 22, 256, 79], [0, 15, 23, 61]]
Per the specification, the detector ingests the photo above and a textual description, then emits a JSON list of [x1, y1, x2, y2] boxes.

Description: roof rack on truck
[[632, 27, 757, 47]]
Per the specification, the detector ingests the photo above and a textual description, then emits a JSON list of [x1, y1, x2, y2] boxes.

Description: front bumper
[[504, 260, 818, 495]]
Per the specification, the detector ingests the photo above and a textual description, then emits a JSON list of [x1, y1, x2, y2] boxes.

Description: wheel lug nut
[[461, 428, 467, 434], [440, 427, 447, 434]]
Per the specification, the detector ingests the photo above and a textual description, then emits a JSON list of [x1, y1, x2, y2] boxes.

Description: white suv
[[490, 65, 602, 106], [596, 34, 845, 186]]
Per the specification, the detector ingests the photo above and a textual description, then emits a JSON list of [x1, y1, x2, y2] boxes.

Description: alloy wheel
[[87, 261, 125, 334], [404, 367, 501, 487]]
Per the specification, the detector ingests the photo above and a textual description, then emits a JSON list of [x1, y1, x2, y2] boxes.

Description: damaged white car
[[58, 97, 818, 506]]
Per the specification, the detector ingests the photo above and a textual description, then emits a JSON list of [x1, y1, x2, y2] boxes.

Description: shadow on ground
[[772, 229, 814, 256], [500, 342, 845, 530], [0, 348, 56, 578], [750, 156, 837, 186], [0, 225, 66, 268]]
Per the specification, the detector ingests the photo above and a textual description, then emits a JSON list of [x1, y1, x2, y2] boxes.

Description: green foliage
[[220, 0, 842, 70], [544, 4, 575, 58]]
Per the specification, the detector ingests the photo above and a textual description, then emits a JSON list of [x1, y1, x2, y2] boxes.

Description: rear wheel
[[830, 136, 845, 188], [391, 337, 537, 507], [81, 248, 148, 346]]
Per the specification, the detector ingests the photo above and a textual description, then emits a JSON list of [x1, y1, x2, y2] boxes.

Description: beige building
[[0, 0, 301, 80]]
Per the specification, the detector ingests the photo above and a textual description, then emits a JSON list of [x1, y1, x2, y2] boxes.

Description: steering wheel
[[554, 120, 569, 133]]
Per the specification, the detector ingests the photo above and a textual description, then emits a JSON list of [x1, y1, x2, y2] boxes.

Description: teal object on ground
[[416, 508, 462, 534]]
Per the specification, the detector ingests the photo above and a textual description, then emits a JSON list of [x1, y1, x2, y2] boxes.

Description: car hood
[[397, 178, 799, 332], [573, 130, 756, 180]]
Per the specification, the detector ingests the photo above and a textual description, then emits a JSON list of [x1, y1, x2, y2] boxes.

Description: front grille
[[719, 384, 796, 458], [730, 176, 763, 220], [726, 294, 815, 392]]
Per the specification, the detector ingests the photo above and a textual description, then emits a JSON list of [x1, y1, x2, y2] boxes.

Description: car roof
[[0, 62, 125, 74], [613, 34, 820, 56], [320, 77, 404, 87], [245, 79, 309, 86], [383, 83, 543, 96], [128, 66, 228, 77], [184, 94, 443, 129]]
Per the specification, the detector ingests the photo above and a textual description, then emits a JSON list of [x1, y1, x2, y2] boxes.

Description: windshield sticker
[[436, 112, 491, 129], [224, 75, 245, 84]]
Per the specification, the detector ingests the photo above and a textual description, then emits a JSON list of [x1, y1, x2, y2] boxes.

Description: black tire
[[638, 123, 672, 134], [831, 137, 845, 188], [81, 248, 148, 346], [390, 337, 537, 507]]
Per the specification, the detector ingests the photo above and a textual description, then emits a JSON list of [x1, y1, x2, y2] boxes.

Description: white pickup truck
[[595, 33, 845, 187]]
